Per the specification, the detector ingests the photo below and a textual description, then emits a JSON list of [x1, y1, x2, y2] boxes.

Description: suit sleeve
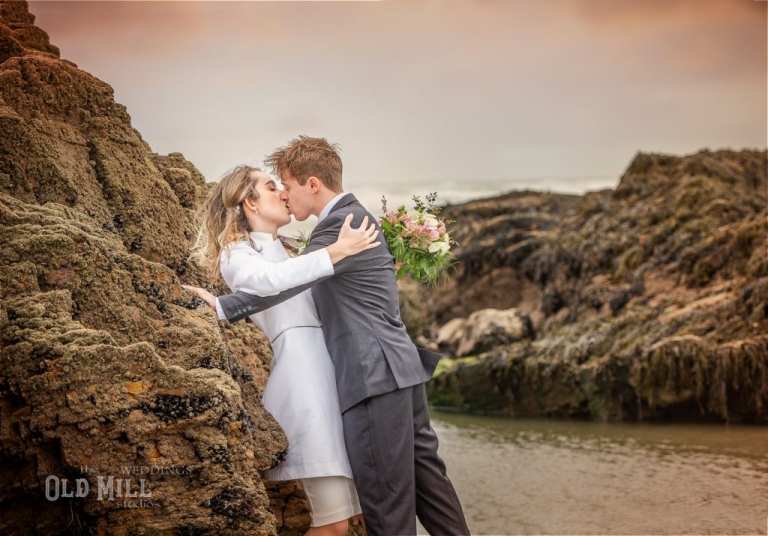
[[219, 279, 324, 322]]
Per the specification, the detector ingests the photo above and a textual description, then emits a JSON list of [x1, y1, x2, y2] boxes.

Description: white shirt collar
[[249, 231, 280, 244], [317, 192, 347, 223]]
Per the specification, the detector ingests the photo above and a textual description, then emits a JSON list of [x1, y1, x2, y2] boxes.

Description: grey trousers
[[342, 383, 470, 536]]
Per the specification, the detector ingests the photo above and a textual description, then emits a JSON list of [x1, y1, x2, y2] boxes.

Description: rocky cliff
[[0, 2, 324, 534], [425, 149, 767, 423]]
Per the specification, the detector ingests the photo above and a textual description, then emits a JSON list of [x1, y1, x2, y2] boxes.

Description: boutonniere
[[291, 231, 310, 256]]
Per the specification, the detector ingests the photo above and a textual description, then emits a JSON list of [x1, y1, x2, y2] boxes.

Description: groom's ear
[[307, 176, 321, 193]]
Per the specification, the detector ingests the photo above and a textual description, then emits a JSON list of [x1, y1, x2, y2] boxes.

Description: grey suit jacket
[[219, 193, 440, 412]]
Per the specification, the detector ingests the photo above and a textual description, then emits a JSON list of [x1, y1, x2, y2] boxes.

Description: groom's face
[[279, 172, 313, 221]]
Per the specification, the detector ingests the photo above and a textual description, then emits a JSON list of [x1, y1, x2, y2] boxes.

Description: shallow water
[[417, 411, 768, 535]]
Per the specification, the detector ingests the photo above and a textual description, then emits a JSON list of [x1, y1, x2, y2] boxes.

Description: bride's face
[[252, 172, 291, 227]]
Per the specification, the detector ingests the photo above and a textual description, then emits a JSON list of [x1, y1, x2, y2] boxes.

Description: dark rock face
[[426, 150, 768, 423], [0, 2, 301, 534]]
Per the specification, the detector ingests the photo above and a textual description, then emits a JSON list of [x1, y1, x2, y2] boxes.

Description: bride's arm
[[221, 247, 334, 297], [183, 214, 378, 321], [220, 213, 379, 296]]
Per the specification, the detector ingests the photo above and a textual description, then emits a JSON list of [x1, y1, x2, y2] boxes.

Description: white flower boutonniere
[[291, 231, 310, 256]]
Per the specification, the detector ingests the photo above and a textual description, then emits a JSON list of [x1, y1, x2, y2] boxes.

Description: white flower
[[428, 240, 450, 254], [423, 214, 439, 227]]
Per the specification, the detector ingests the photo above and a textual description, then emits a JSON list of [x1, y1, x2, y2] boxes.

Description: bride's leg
[[305, 518, 349, 536], [302, 476, 360, 536]]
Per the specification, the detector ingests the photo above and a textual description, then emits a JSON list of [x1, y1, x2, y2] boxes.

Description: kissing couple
[[182, 136, 469, 536]]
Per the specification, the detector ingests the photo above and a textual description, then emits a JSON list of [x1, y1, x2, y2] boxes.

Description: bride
[[183, 164, 379, 536]]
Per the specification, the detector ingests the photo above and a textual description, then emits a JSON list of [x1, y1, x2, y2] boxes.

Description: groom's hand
[[181, 285, 217, 312]]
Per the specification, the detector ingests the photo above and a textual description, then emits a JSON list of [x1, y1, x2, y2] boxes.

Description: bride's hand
[[326, 214, 380, 263], [180, 284, 217, 312]]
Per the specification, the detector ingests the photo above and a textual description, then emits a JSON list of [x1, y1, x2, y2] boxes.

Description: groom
[[212, 136, 469, 536]]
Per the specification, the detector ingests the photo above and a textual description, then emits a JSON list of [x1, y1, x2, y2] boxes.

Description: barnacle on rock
[[0, 5, 287, 532], [140, 392, 223, 423], [204, 485, 264, 525]]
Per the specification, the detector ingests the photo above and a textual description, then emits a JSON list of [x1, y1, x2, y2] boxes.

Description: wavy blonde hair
[[190, 165, 262, 282]]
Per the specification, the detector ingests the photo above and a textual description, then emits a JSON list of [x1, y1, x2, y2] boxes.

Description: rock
[[0, 0, 58, 56], [0, 2, 293, 534], [430, 149, 766, 331], [428, 276, 768, 423], [435, 318, 466, 352], [437, 308, 534, 357], [397, 276, 431, 340], [152, 152, 210, 210], [425, 149, 767, 423], [414, 335, 440, 353]]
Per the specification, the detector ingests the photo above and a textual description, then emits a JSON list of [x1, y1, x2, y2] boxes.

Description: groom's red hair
[[264, 136, 343, 193]]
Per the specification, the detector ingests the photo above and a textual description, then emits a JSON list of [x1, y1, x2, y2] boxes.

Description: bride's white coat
[[219, 231, 353, 480]]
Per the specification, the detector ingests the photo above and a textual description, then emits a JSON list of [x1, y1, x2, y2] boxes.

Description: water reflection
[[418, 411, 768, 535]]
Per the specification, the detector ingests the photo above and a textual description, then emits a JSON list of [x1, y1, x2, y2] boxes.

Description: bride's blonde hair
[[190, 165, 262, 282]]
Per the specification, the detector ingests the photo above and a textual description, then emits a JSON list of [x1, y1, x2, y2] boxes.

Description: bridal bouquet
[[380, 192, 456, 287]]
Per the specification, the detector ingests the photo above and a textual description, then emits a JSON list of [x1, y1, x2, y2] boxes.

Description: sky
[[29, 0, 767, 232]]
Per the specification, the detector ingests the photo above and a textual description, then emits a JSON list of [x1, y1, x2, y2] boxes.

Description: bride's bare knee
[[328, 519, 349, 536], [306, 519, 349, 536]]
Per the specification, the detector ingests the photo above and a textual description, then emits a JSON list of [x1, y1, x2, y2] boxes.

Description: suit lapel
[[328, 193, 357, 215]]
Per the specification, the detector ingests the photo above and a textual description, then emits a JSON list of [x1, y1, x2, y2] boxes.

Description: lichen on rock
[[0, 2, 294, 533]]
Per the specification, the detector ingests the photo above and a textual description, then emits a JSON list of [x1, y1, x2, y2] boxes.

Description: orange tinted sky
[[29, 0, 767, 219]]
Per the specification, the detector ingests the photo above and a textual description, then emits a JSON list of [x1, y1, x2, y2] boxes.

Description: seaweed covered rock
[[397, 276, 432, 341], [427, 149, 768, 423], [429, 294, 768, 423], [0, 1, 209, 273], [0, 195, 288, 535], [0, 2, 294, 534]]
